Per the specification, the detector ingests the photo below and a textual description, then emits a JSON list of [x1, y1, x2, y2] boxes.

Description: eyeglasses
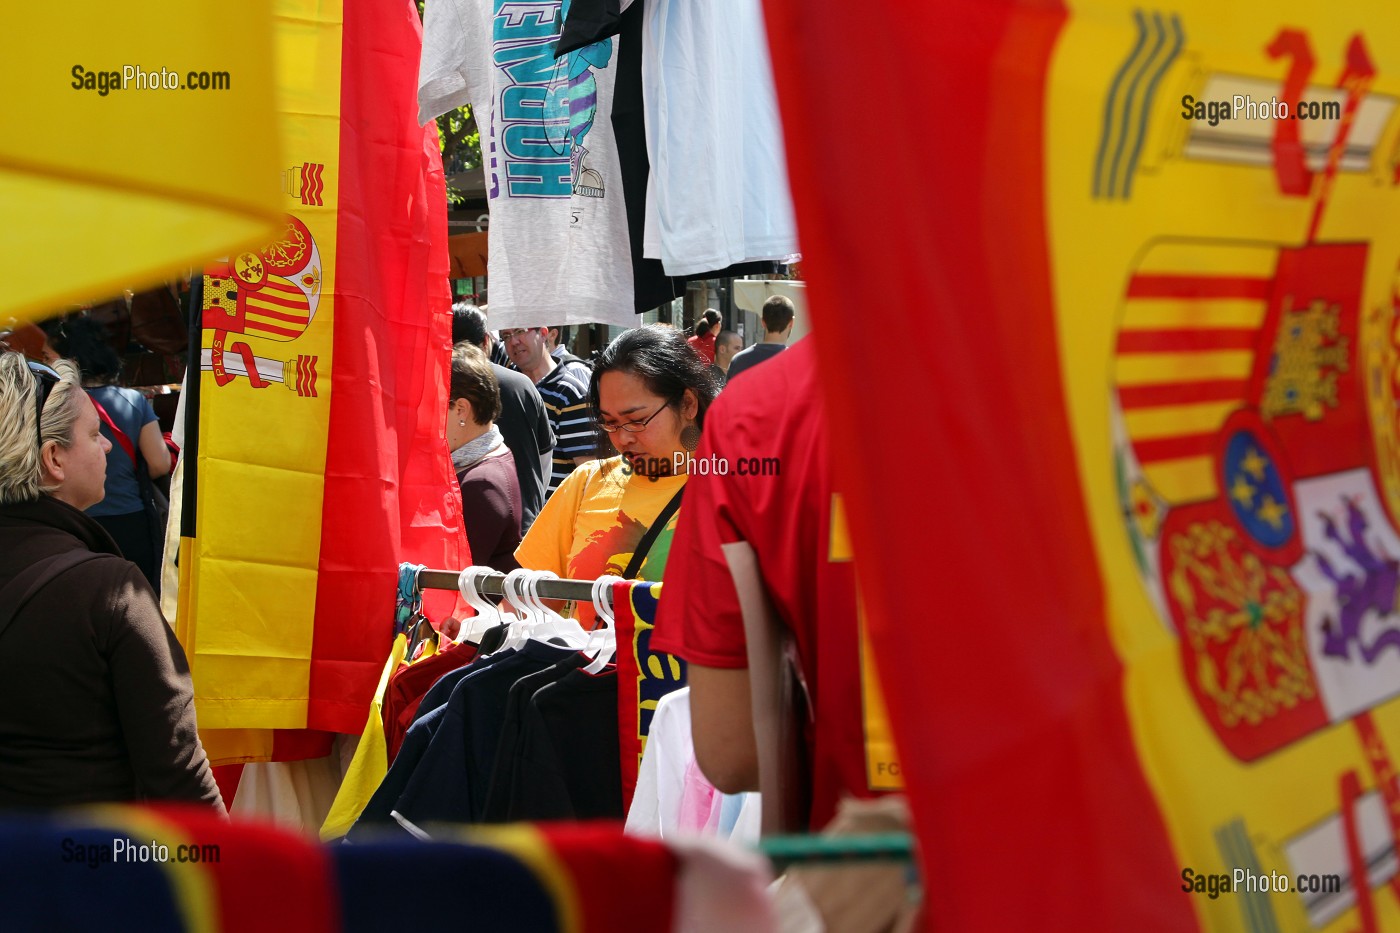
[[595, 398, 677, 434], [28, 361, 60, 450]]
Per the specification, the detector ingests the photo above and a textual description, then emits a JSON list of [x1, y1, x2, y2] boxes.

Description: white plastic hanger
[[523, 570, 593, 650], [582, 574, 624, 674], [456, 566, 509, 645], [499, 568, 537, 652]]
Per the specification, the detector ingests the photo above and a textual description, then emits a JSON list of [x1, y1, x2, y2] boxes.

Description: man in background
[[452, 305, 554, 532], [710, 329, 742, 388], [727, 295, 794, 382], [500, 325, 593, 496], [546, 325, 590, 369]]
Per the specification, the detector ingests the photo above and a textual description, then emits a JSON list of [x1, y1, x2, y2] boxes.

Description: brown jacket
[[0, 495, 221, 808]]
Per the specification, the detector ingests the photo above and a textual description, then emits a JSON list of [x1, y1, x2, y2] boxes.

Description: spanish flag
[[177, 0, 465, 760], [766, 0, 1400, 929]]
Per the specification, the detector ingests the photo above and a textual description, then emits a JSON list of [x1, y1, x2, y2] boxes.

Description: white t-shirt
[[625, 687, 760, 842], [419, 0, 636, 329], [640, 0, 799, 276]]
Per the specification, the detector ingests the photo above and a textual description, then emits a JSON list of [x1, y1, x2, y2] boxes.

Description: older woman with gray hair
[[0, 351, 220, 808]]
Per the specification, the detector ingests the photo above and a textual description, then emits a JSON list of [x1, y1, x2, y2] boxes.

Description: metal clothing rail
[[414, 568, 617, 604], [758, 832, 915, 870]]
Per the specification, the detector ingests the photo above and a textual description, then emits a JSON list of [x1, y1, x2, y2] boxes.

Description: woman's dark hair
[[45, 314, 123, 385], [694, 319, 714, 338], [450, 343, 502, 425], [588, 325, 718, 452]]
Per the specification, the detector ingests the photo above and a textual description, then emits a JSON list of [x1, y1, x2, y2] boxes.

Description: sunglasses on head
[[27, 361, 60, 450]]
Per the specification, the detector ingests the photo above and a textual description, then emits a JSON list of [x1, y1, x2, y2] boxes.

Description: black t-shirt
[[349, 642, 520, 836], [392, 640, 577, 827], [481, 655, 588, 822], [505, 668, 622, 822], [493, 363, 553, 534]]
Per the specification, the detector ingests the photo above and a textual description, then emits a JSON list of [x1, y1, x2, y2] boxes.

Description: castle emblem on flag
[[1262, 298, 1348, 422]]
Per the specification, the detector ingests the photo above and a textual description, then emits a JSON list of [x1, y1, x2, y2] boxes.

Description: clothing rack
[[414, 568, 618, 604], [758, 832, 915, 870], [411, 565, 917, 871]]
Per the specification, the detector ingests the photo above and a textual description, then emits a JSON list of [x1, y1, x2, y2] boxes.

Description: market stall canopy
[[0, 2, 283, 324], [449, 231, 488, 279]]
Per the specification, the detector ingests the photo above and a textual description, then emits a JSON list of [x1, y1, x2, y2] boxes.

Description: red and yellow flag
[[178, 0, 464, 757], [766, 0, 1400, 929]]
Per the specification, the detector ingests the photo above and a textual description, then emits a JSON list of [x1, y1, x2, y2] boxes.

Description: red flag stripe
[[1117, 379, 1250, 409], [761, 1, 1197, 928], [244, 291, 311, 313], [307, 0, 465, 734], [243, 320, 305, 339], [1130, 432, 1219, 464], [1126, 274, 1273, 299], [242, 304, 310, 325], [259, 279, 305, 295], [1115, 328, 1260, 353]]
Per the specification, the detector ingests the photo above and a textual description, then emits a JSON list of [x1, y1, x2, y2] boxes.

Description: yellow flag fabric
[[174, 0, 460, 753], [829, 496, 902, 792], [0, 3, 282, 322], [320, 634, 407, 841], [763, 0, 1400, 928], [178, 0, 342, 732], [1049, 4, 1400, 928]]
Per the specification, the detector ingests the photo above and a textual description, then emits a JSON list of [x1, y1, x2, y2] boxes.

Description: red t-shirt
[[650, 339, 876, 828], [686, 332, 717, 364]]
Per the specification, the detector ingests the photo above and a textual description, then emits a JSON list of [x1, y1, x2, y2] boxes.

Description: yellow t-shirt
[[515, 457, 686, 628]]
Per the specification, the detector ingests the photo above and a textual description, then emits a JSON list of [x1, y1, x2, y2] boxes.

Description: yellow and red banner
[[178, 0, 463, 758], [0, 4, 283, 322], [0, 806, 679, 933], [767, 0, 1400, 929]]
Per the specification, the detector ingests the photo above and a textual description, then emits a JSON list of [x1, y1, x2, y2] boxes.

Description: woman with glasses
[[515, 325, 718, 628], [0, 352, 221, 808]]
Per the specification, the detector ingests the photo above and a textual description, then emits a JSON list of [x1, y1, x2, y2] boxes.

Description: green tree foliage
[[438, 106, 482, 205]]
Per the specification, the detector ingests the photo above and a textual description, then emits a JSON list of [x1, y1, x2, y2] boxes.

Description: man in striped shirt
[[500, 327, 594, 496]]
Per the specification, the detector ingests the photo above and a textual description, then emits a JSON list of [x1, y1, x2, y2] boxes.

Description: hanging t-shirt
[[601, 0, 782, 313], [391, 640, 577, 827], [515, 456, 685, 629], [381, 638, 479, 764], [481, 654, 588, 822], [640, 0, 799, 276], [649, 340, 884, 830], [418, 0, 636, 329], [504, 667, 622, 821]]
